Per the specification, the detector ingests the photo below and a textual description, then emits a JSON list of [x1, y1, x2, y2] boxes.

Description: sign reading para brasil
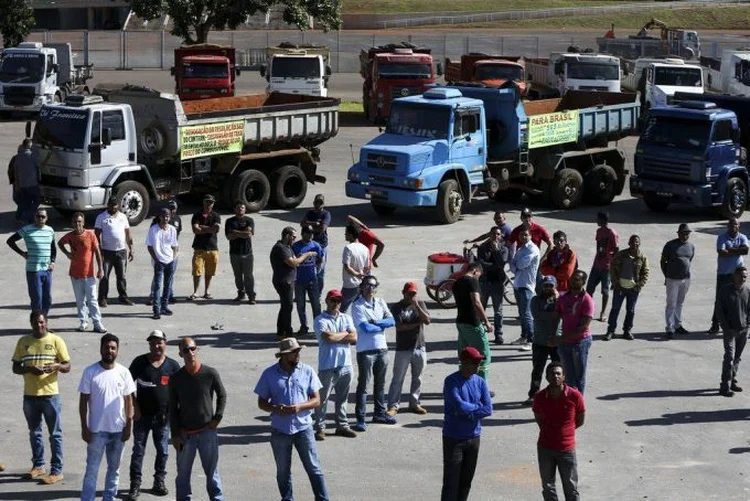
[[528, 110, 579, 149], [180, 121, 245, 160]]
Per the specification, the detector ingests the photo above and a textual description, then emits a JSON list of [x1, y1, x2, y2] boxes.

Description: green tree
[[0, 0, 35, 48], [127, 0, 341, 45]]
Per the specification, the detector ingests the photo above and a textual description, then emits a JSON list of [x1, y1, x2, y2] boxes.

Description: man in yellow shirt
[[11, 311, 71, 484]]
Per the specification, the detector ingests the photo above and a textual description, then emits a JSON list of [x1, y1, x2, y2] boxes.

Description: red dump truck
[[444, 53, 528, 96], [171, 45, 240, 101]]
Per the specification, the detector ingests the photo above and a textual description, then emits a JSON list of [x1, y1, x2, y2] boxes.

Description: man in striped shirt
[[7, 208, 56, 316]]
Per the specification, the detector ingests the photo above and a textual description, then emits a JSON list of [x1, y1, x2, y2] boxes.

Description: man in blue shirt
[[441, 347, 492, 501], [510, 227, 540, 351], [710, 218, 749, 334], [301, 194, 331, 295], [351, 275, 396, 431], [254, 338, 329, 501], [292, 226, 324, 336], [313, 289, 358, 440]]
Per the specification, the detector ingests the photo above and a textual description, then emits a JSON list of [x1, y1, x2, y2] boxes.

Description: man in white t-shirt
[[341, 224, 370, 313], [147, 208, 179, 320], [95, 197, 134, 307], [78, 333, 136, 501]]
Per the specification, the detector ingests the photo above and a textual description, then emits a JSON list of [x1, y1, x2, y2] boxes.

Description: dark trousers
[[99, 249, 128, 300], [230, 253, 255, 298], [538, 445, 579, 501], [721, 328, 748, 388], [273, 281, 294, 337], [129, 414, 170, 486], [529, 343, 560, 398], [607, 287, 639, 333], [441, 436, 480, 501], [480, 279, 504, 338], [712, 274, 734, 329], [16, 186, 41, 224]]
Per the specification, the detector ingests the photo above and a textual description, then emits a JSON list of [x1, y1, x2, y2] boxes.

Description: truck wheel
[[270, 165, 307, 209], [720, 177, 747, 219], [643, 191, 671, 212], [231, 169, 271, 213], [371, 202, 397, 217], [436, 179, 463, 224], [584, 165, 618, 206], [140, 124, 167, 156], [114, 180, 150, 226], [549, 169, 583, 209]]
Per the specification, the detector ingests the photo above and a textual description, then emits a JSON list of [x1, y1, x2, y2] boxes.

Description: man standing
[[7, 207, 56, 316], [716, 266, 750, 397], [313, 289, 358, 440], [532, 362, 585, 501], [147, 209, 179, 320], [464, 211, 513, 246], [553, 271, 594, 394], [387, 282, 431, 417], [526, 276, 561, 405], [58, 212, 107, 333], [606, 235, 650, 341], [95, 197, 134, 307], [661, 223, 695, 339], [453, 263, 493, 381], [270, 227, 317, 338], [510, 228, 540, 350], [509, 208, 551, 259], [477, 226, 509, 345], [169, 337, 226, 501], [12, 138, 40, 224], [79, 333, 136, 501], [12, 311, 71, 485], [225, 201, 256, 304], [167, 201, 182, 304], [351, 275, 396, 430], [301, 194, 331, 293], [127, 330, 180, 499], [189, 195, 221, 300], [341, 224, 370, 313], [441, 347, 492, 501], [540, 231, 577, 293], [292, 225, 324, 336], [347, 215, 385, 268], [255, 338, 330, 500], [709, 218, 749, 334], [586, 212, 619, 322]]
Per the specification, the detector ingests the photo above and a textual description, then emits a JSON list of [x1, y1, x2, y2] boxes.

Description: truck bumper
[[40, 185, 110, 211], [0, 96, 50, 112], [630, 177, 714, 206], [345, 182, 438, 207]]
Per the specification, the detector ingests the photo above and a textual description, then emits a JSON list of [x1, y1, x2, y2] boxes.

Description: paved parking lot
[[0, 83, 749, 500]]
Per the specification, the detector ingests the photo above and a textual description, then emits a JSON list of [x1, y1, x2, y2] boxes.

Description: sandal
[[186, 294, 197, 301], [202, 293, 214, 300]]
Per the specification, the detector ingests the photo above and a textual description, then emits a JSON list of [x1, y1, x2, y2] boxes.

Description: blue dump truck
[[345, 85, 640, 223], [630, 92, 750, 218]]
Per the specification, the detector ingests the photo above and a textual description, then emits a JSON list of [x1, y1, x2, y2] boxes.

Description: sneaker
[[519, 342, 532, 351], [119, 297, 135, 306], [152, 478, 169, 496], [168, 296, 176, 305], [510, 336, 526, 345], [146, 298, 153, 306], [731, 382, 744, 392], [127, 482, 141, 499], [489, 391, 496, 398], [623, 331, 635, 341], [40, 473, 64, 485], [386, 408, 398, 417], [152, 313, 161, 320], [603, 331, 614, 341], [708, 325, 720, 335], [665, 330, 674, 340], [522, 397, 533, 406], [351, 422, 367, 432], [297, 326, 309, 337], [233, 293, 247, 302], [314, 429, 326, 441], [409, 405, 427, 415], [494, 335, 504, 345], [161, 308, 173, 316], [76, 322, 88, 332], [675, 326, 689, 335], [99, 298, 108, 308], [719, 387, 735, 397], [27, 467, 46, 479], [248, 296, 257, 305], [372, 415, 397, 425], [93, 325, 108, 334], [334, 427, 358, 438]]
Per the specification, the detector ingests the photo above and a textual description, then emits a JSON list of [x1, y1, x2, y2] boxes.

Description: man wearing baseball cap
[[441, 347, 492, 501], [188, 194, 221, 301], [509, 208, 551, 259], [660, 223, 695, 339], [301, 194, 331, 294], [126, 330, 180, 499], [255, 338, 329, 500]]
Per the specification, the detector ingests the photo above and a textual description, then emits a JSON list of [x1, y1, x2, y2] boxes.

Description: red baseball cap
[[326, 289, 343, 300], [403, 282, 418, 293], [460, 347, 485, 362]]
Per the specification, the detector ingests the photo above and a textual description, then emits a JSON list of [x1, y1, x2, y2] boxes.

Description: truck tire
[[371, 202, 397, 217], [584, 165, 618, 206], [436, 179, 463, 224], [270, 165, 307, 209], [643, 191, 671, 212], [113, 180, 150, 226], [720, 177, 747, 219], [140, 124, 167, 156], [231, 169, 271, 213], [549, 168, 584, 209]]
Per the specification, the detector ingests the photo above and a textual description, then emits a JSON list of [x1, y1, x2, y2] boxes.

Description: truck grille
[[366, 153, 398, 171], [4, 86, 34, 106], [579, 86, 609, 91], [40, 173, 68, 187], [640, 158, 693, 182], [368, 174, 395, 184], [390, 87, 421, 101]]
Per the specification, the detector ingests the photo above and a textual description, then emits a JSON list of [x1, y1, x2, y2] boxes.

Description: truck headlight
[[403, 178, 424, 189], [220, 88, 228, 94], [348, 170, 360, 181]]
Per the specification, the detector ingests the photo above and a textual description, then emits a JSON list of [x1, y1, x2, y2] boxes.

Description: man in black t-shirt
[[477, 226, 509, 345], [127, 330, 181, 499], [301, 194, 332, 294], [225, 201, 256, 304], [453, 262, 493, 381], [189, 195, 221, 300]]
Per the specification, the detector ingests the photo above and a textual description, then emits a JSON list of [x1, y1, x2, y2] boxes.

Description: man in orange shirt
[[347, 215, 385, 268], [540, 231, 577, 293]]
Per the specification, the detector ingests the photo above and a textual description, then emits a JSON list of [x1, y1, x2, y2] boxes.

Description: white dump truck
[[701, 50, 750, 96], [525, 52, 621, 99], [261, 44, 332, 97], [622, 57, 703, 111]]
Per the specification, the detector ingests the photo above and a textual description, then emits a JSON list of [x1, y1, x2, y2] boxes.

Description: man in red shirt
[[509, 208, 551, 260], [347, 215, 385, 268], [585, 212, 619, 322], [532, 362, 585, 501]]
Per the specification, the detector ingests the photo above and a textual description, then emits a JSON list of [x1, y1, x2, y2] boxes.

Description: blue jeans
[[129, 414, 170, 485], [71, 277, 103, 327], [270, 427, 329, 501], [22, 395, 63, 475], [81, 431, 125, 501], [514, 287, 535, 342], [558, 336, 592, 394], [16, 186, 41, 223], [175, 428, 223, 501], [355, 349, 389, 423], [295, 280, 321, 329], [480, 279, 504, 337], [151, 260, 176, 314], [26, 270, 52, 315], [315, 366, 352, 431], [607, 287, 640, 333], [340, 287, 359, 313]]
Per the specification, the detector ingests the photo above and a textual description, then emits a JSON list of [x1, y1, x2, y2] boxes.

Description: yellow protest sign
[[528, 110, 579, 149], [180, 121, 245, 160]]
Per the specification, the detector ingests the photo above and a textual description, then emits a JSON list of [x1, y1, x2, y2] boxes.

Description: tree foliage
[[0, 0, 35, 48], [127, 0, 342, 45]]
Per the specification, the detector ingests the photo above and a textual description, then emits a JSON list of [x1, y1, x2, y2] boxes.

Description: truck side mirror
[[236, 67, 241, 76], [436, 62, 443, 77], [260, 65, 266, 78], [102, 128, 112, 147], [325, 65, 332, 77], [25, 121, 32, 138]]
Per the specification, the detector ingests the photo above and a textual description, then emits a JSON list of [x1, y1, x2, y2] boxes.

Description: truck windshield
[[183, 62, 229, 79], [33, 107, 89, 150], [475, 65, 523, 81], [0, 53, 45, 83], [654, 67, 702, 87], [378, 63, 432, 79], [641, 117, 709, 151], [567, 62, 620, 80], [271, 57, 321, 79], [387, 103, 449, 139]]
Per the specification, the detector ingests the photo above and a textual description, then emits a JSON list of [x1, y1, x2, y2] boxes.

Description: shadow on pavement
[[729, 447, 750, 454], [625, 408, 750, 427], [0, 489, 80, 500], [217, 424, 270, 445], [186, 331, 279, 351], [598, 388, 716, 401]]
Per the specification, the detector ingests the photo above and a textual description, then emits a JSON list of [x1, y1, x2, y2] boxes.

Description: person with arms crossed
[[709, 218, 749, 334], [225, 201, 256, 304]]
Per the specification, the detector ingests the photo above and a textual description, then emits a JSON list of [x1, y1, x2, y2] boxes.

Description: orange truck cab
[[445, 53, 528, 96], [171, 44, 240, 101]]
